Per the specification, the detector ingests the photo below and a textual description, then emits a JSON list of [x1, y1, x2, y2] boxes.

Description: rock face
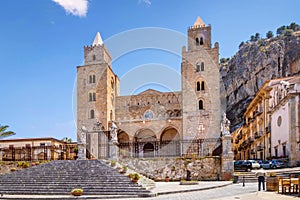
[[221, 32, 300, 129]]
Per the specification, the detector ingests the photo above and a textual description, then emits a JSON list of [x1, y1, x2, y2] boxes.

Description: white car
[[248, 160, 261, 169]]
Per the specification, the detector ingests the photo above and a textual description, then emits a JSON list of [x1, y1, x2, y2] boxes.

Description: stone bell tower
[[77, 32, 120, 143], [181, 16, 221, 140]]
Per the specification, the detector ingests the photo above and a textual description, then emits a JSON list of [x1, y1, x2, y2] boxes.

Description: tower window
[[201, 62, 204, 71], [196, 63, 200, 72], [89, 92, 96, 101], [93, 55, 96, 61], [196, 38, 200, 46], [90, 109, 95, 119], [111, 77, 114, 89], [197, 82, 201, 91], [89, 75, 96, 83], [199, 100, 204, 110], [201, 81, 205, 90], [200, 37, 204, 45]]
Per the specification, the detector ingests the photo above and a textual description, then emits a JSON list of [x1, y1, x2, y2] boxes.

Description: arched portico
[[134, 129, 157, 158], [159, 127, 180, 157]]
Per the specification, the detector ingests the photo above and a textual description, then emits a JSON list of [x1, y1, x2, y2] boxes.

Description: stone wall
[[119, 157, 221, 181]]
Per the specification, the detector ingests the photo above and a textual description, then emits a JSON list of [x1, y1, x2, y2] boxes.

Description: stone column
[[221, 135, 234, 181], [109, 141, 119, 161]]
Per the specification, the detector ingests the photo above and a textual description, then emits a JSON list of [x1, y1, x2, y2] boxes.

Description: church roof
[[92, 32, 103, 46], [137, 89, 163, 95], [193, 16, 205, 27]]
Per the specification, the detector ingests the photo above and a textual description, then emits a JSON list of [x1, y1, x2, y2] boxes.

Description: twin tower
[[77, 17, 222, 158]]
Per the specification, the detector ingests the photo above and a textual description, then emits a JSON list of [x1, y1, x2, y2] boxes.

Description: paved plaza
[[1, 182, 298, 200]]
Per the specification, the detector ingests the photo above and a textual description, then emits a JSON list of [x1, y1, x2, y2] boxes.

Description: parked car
[[234, 160, 252, 172], [248, 160, 261, 169], [261, 160, 285, 169]]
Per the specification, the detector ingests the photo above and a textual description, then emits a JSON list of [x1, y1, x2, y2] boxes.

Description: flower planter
[[71, 191, 83, 196], [132, 179, 138, 183], [71, 189, 83, 196]]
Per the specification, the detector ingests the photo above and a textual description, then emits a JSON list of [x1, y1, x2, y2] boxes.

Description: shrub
[[111, 161, 116, 167], [10, 168, 17, 172]]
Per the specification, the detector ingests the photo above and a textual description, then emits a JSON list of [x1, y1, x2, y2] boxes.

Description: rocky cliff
[[221, 30, 300, 130]]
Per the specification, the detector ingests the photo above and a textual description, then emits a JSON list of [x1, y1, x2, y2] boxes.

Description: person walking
[[255, 168, 266, 191]]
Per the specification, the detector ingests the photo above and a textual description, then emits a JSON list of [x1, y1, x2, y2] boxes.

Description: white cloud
[[52, 0, 88, 17], [138, 0, 151, 6]]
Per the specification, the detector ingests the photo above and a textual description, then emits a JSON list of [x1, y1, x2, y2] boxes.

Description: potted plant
[[71, 188, 83, 196], [111, 161, 116, 167], [165, 176, 170, 182], [120, 166, 127, 174], [131, 173, 140, 183]]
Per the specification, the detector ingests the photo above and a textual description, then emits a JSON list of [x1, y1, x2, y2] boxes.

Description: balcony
[[257, 145, 264, 151], [253, 110, 263, 118], [248, 137, 254, 143], [265, 123, 271, 133]]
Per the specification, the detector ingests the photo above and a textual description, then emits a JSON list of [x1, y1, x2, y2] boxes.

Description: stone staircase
[[0, 160, 153, 197], [234, 168, 300, 183]]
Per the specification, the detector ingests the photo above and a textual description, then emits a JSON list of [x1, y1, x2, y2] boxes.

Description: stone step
[[0, 160, 152, 196]]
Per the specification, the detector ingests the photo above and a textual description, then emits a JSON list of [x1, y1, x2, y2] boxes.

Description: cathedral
[[77, 17, 223, 159]]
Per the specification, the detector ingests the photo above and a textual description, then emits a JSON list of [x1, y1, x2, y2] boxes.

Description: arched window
[[201, 81, 205, 91], [196, 38, 200, 45], [197, 82, 201, 91], [90, 109, 95, 119], [89, 92, 96, 101], [201, 62, 204, 71], [110, 110, 113, 121], [199, 100, 204, 110], [111, 77, 114, 89], [89, 93, 93, 101], [196, 63, 200, 72], [89, 74, 96, 83], [200, 37, 204, 45]]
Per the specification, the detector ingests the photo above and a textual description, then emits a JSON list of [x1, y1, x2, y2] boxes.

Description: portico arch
[[160, 127, 180, 157], [134, 129, 157, 158]]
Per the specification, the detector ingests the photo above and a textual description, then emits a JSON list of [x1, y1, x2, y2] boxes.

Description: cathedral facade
[[77, 17, 222, 158]]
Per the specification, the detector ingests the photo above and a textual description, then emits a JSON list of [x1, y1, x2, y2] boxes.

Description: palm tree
[[0, 125, 16, 139]]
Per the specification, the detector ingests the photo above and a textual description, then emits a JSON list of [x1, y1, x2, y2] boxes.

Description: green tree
[[220, 58, 227, 64], [0, 125, 16, 139], [288, 22, 298, 31], [284, 29, 293, 37], [62, 137, 72, 143], [266, 31, 273, 39], [254, 33, 260, 41], [250, 35, 255, 42], [239, 41, 244, 48], [276, 25, 286, 35]]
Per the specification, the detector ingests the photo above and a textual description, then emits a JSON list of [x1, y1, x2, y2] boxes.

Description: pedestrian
[[255, 168, 266, 191]]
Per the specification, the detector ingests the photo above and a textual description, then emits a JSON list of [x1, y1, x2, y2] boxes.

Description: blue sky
[[0, 0, 299, 141]]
